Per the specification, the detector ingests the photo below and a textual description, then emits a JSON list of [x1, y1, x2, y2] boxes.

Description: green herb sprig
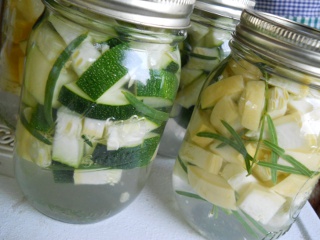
[[197, 117, 317, 178]]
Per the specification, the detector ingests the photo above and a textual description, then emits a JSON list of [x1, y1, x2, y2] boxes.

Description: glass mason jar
[[0, 0, 45, 129], [173, 9, 320, 240], [13, 0, 194, 224], [158, 0, 255, 158]]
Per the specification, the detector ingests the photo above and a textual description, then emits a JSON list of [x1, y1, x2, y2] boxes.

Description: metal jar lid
[[195, 0, 256, 19], [233, 9, 320, 77], [54, 0, 196, 29]]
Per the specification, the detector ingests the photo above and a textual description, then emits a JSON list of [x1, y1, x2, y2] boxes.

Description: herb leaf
[[175, 190, 206, 201], [263, 140, 314, 177], [197, 128, 254, 174], [177, 155, 188, 173], [266, 115, 279, 183]]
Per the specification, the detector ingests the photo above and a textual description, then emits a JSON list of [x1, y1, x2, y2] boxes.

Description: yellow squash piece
[[210, 96, 242, 137], [237, 183, 286, 225], [187, 109, 215, 148], [271, 174, 320, 198], [228, 58, 262, 82], [180, 141, 223, 174], [200, 75, 244, 109], [239, 80, 265, 131], [187, 165, 237, 210]]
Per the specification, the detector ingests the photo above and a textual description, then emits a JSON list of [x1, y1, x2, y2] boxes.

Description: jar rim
[[233, 9, 320, 76], [49, 0, 195, 29], [195, 0, 256, 19]]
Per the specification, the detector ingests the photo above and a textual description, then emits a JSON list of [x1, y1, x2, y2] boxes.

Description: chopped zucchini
[[92, 133, 160, 169], [44, 34, 87, 125], [58, 82, 138, 120], [52, 107, 84, 168], [76, 43, 130, 100], [105, 116, 159, 150], [135, 69, 179, 101], [24, 45, 53, 105], [71, 36, 102, 76], [49, 14, 88, 44], [175, 73, 207, 109], [180, 67, 204, 88], [35, 21, 66, 63], [74, 169, 122, 185], [15, 118, 52, 168], [82, 117, 106, 139]]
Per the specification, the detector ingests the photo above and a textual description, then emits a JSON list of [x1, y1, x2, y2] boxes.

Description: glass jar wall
[[158, 0, 255, 158], [13, 0, 194, 224], [173, 10, 320, 239], [0, 0, 44, 129]]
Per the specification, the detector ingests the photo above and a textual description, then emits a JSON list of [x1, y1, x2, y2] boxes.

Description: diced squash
[[228, 171, 258, 195], [209, 141, 244, 166], [188, 21, 210, 46], [179, 141, 223, 174], [239, 80, 265, 131], [175, 74, 207, 109], [228, 59, 262, 82], [15, 118, 52, 168], [71, 36, 102, 76], [82, 118, 106, 138], [277, 150, 320, 172], [271, 174, 319, 198], [105, 117, 158, 150], [180, 68, 204, 88], [267, 87, 289, 119], [210, 96, 242, 137], [74, 169, 122, 185], [237, 183, 286, 225], [273, 113, 315, 150], [187, 109, 215, 148], [241, 143, 272, 182], [187, 165, 237, 210], [287, 97, 313, 114], [221, 163, 245, 180], [203, 28, 232, 48], [200, 75, 244, 109], [52, 107, 84, 168], [184, 55, 220, 72], [267, 75, 309, 98]]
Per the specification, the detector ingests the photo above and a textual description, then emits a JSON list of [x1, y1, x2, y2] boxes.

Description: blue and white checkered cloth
[[254, 0, 320, 29]]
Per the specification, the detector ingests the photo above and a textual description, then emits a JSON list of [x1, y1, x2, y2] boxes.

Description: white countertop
[[1, 156, 320, 240]]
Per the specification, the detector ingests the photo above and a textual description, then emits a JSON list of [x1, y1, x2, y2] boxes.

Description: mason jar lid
[[195, 0, 256, 19], [55, 0, 196, 29], [233, 9, 320, 76]]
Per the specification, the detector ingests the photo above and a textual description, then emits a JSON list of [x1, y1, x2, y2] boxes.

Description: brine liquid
[[172, 162, 291, 240], [0, 88, 19, 129], [15, 155, 151, 224]]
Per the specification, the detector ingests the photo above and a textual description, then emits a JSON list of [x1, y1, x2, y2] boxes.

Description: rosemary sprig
[[197, 121, 254, 174], [266, 115, 279, 183], [256, 161, 310, 176], [175, 190, 206, 201], [197, 118, 315, 177], [262, 140, 315, 177], [177, 155, 188, 174], [175, 190, 267, 238]]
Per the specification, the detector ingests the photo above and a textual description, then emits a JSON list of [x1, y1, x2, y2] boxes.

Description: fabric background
[[254, 0, 320, 29]]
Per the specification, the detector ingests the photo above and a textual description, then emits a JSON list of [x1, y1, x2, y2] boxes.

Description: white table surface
[[1, 155, 320, 240]]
